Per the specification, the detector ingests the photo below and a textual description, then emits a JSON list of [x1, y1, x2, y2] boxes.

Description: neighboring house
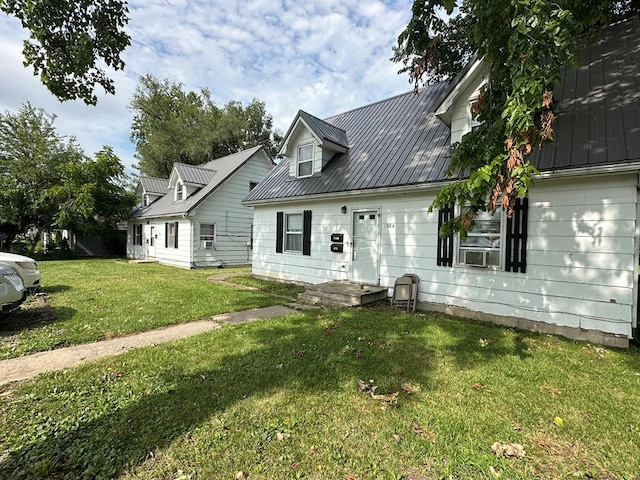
[[128, 145, 273, 268], [244, 17, 640, 347]]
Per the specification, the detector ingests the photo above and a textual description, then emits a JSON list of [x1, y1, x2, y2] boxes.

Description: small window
[[133, 224, 143, 246], [167, 222, 177, 248], [176, 183, 184, 201], [297, 144, 313, 177], [200, 224, 215, 249], [469, 97, 482, 132], [285, 213, 303, 252], [458, 208, 502, 267], [249, 181, 258, 191]]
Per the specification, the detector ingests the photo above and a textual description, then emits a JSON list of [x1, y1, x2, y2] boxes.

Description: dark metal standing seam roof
[[297, 110, 349, 148], [530, 16, 640, 170], [245, 84, 452, 203], [245, 16, 640, 205]]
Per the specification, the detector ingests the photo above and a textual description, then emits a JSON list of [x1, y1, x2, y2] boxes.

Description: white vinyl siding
[[251, 173, 637, 340]]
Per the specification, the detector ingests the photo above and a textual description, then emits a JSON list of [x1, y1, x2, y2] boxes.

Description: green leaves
[[1, 0, 131, 105]]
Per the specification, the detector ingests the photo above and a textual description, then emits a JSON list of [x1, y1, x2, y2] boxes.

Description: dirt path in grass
[[0, 305, 297, 386]]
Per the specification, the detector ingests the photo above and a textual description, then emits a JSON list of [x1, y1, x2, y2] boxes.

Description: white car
[[0, 263, 26, 315], [0, 253, 41, 292]]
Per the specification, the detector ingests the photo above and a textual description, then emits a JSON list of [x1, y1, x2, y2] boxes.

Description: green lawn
[[0, 259, 288, 359], [1, 307, 640, 479]]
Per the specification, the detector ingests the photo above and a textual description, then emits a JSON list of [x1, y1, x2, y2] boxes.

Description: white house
[[128, 145, 273, 268], [243, 17, 640, 347]]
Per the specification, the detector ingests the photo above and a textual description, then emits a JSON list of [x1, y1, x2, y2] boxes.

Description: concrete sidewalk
[[0, 305, 297, 386]]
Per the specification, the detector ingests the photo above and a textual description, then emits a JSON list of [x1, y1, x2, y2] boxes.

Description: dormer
[[435, 55, 487, 145], [279, 110, 349, 178], [136, 175, 168, 207], [168, 163, 216, 201]]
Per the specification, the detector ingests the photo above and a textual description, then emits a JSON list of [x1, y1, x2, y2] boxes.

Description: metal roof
[[139, 176, 168, 195], [245, 16, 639, 205], [245, 85, 453, 203], [132, 145, 266, 219], [173, 163, 216, 186], [298, 110, 349, 148], [532, 16, 640, 171]]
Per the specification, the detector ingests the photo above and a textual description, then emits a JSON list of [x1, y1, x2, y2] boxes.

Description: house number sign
[[384, 223, 395, 229]]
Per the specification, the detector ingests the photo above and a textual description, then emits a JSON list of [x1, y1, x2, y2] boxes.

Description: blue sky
[[0, 0, 415, 176]]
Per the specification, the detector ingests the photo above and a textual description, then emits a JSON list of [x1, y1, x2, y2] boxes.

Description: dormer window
[[175, 182, 185, 201], [297, 144, 313, 177], [469, 97, 482, 132]]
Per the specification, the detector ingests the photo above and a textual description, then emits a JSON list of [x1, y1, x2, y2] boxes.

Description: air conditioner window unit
[[204, 240, 214, 249], [463, 249, 488, 267]]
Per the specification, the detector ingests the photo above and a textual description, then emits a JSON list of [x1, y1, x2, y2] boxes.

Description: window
[[165, 222, 178, 248], [458, 208, 502, 267], [297, 144, 313, 177], [249, 181, 258, 191], [175, 183, 184, 201], [285, 213, 303, 251], [469, 97, 482, 132], [276, 211, 311, 255], [200, 223, 215, 249], [133, 224, 143, 246]]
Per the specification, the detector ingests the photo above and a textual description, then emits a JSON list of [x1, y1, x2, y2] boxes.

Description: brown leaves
[[401, 382, 420, 394], [491, 442, 526, 458], [412, 421, 437, 443]]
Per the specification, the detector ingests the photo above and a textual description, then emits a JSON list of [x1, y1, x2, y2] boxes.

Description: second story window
[[297, 144, 313, 177]]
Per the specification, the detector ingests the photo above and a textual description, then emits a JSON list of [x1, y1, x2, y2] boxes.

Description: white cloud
[[0, 0, 414, 175]]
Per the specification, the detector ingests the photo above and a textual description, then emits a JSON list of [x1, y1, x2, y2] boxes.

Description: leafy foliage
[[1, 0, 131, 105], [0, 104, 135, 249], [394, 0, 639, 235], [129, 75, 281, 178]]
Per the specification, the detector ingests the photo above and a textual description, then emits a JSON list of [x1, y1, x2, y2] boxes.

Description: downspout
[[634, 174, 640, 343]]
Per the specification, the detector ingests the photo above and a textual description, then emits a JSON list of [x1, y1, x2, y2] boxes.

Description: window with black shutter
[[302, 210, 312, 256], [276, 211, 284, 253], [505, 197, 528, 273], [437, 203, 455, 266]]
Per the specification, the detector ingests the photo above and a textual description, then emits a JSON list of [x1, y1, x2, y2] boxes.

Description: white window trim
[[175, 182, 185, 201], [468, 96, 482, 133], [199, 223, 216, 249], [457, 206, 505, 269], [297, 144, 314, 178], [284, 212, 303, 253]]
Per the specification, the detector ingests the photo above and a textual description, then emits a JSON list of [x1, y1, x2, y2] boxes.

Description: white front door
[[351, 210, 380, 285]]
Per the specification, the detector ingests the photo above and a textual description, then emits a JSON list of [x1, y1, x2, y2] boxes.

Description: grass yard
[[0, 259, 288, 359], [1, 308, 640, 479]]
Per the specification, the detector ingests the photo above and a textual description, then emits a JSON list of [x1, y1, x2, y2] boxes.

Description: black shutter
[[174, 222, 179, 249], [276, 211, 284, 253], [165, 222, 168, 248], [505, 197, 528, 273], [302, 210, 312, 256], [437, 203, 455, 267]]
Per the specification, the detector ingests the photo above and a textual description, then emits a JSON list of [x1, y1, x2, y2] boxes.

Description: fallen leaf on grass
[[489, 465, 501, 477], [292, 350, 305, 357], [235, 472, 248, 480], [554, 416, 564, 427], [393, 434, 401, 443], [491, 442, 526, 458], [412, 421, 436, 443], [472, 383, 486, 390], [401, 382, 420, 394], [371, 391, 399, 403], [290, 461, 300, 469], [479, 338, 495, 347], [323, 323, 338, 334]]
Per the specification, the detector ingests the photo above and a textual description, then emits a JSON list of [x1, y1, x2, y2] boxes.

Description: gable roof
[[245, 85, 452, 203], [245, 16, 640, 205], [279, 110, 349, 155], [132, 145, 268, 219], [138, 175, 167, 195], [173, 163, 216, 186]]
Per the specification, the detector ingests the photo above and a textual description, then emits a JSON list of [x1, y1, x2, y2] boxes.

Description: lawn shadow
[[40, 284, 72, 294], [0, 306, 76, 335], [0, 308, 532, 478]]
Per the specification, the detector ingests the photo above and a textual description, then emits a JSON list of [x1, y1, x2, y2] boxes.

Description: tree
[[0, 103, 135, 251], [1, 0, 131, 105], [129, 75, 280, 178], [393, 0, 639, 236]]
